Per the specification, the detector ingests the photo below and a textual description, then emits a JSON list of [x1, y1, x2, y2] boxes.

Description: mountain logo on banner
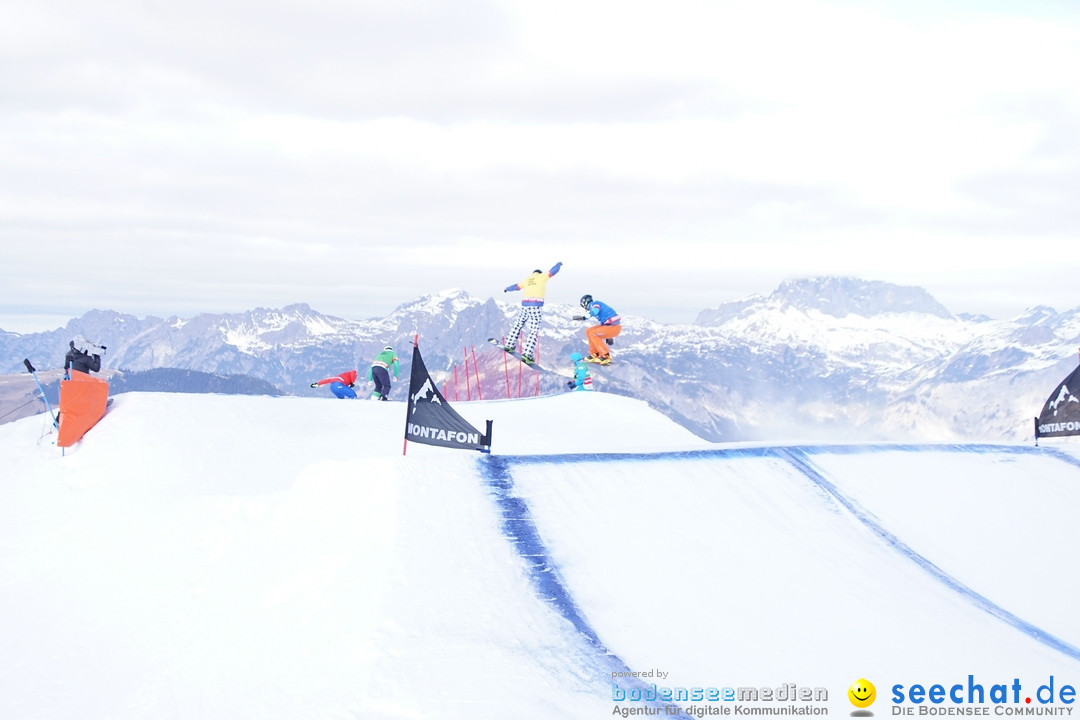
[[1049, 383, 1079, 413], [1035, 363, 1080, 441], [405, 342, 492, 453], [410, 378, 443, 409]]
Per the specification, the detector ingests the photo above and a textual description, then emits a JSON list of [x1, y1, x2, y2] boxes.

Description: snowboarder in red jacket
[[311, 370, 358, 399]]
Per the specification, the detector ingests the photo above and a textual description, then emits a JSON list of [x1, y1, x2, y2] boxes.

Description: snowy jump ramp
[[2, 391, 1079, 718]]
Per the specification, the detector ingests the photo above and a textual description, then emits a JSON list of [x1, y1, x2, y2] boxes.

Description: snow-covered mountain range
[[3, 277, 1078, 443]]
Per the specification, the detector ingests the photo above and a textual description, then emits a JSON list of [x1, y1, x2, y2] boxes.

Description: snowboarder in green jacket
[[368, 346, 400, 400]]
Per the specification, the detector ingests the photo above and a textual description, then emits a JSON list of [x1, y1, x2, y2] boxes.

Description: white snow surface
[[2, 391, 1080, 719]]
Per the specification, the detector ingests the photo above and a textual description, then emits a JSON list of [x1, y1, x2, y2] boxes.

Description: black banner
[[405, 344, 492, 452], [1036, 364, 1080, 439]]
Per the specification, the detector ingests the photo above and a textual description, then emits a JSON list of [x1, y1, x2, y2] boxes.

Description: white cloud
[[2, 0, 1080, 330]]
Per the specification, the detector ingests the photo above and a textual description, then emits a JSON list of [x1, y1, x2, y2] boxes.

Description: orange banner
[[57, 371, 109, 448]]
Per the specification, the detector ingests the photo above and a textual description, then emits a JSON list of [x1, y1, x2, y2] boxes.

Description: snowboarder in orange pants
[[575, 294, 621, 364]]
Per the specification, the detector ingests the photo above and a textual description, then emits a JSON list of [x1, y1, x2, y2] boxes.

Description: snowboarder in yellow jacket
[[502, 261, 562, 364]]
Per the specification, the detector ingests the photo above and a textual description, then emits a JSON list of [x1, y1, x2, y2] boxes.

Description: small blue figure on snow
[[567, 352, 594, 392]]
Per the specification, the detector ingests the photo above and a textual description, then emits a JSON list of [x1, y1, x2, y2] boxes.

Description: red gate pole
[[403, 333, 419, 456], [463, 348, 472, 401], [502, 336, 511, 399], [471, 345, 483, 401], [535, 339, 541, 396]]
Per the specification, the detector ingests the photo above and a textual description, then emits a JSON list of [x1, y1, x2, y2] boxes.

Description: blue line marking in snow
[[477, 454, 670, 707], [487, 443, 1080, 664], [498, 442, 1079, 467], [774, 446, 1080, 662], [478, 454, 605, 648]]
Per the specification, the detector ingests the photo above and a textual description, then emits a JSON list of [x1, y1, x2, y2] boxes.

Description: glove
[[572, 316, 586, 321], [310, 383, 318, 388], [567, 380, 575, 389], [551, 261, 563, 274]]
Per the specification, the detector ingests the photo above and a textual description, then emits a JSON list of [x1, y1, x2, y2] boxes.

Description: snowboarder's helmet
[[384, 345, 393, 351], [570, 352, 583, 362], [533, 269, 542, 274], [580, 294, 593, 309]]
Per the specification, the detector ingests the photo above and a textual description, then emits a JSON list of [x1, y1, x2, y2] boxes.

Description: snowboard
[[486, 338, 562, 375]]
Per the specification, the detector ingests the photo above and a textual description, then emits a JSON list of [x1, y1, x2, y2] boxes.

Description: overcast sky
[[2, 0, 1079, 333]]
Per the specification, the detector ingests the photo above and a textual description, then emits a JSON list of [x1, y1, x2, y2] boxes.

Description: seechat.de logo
[[849, 678, 877, 715]]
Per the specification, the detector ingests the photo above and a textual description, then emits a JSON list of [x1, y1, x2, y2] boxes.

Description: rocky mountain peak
[[697, 276, 953, 325], [772, 277, 953, 318]]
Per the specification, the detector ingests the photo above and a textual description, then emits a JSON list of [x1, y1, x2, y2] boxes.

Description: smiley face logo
[[848, 678, 876, 709]]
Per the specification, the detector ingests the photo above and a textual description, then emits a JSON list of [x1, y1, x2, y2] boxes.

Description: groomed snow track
[[480, 443, 1080, 691]]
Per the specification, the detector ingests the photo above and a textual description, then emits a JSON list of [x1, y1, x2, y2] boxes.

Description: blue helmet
[[570, 352, 583, 362]]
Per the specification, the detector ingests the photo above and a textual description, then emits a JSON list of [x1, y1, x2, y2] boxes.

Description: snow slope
[[2, 391, 1079, 719]]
